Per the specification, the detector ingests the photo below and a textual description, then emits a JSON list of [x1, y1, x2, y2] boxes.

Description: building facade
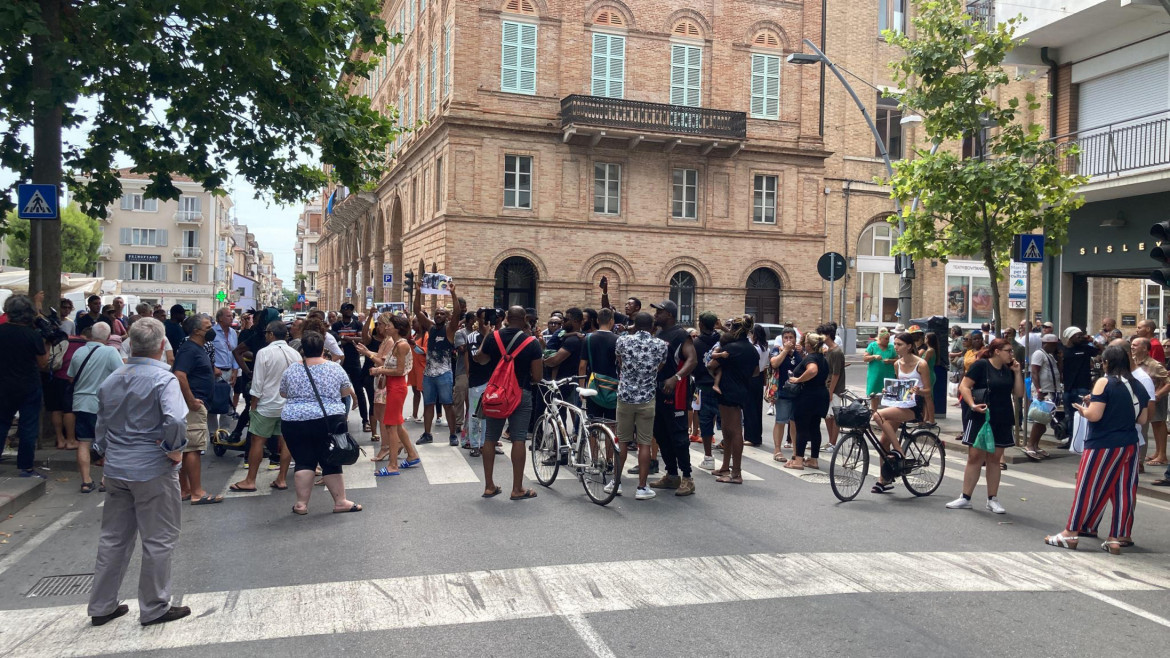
[[90, 169, 234, 314], [294, 202, 323, 308], [318, 0, 832, 327]]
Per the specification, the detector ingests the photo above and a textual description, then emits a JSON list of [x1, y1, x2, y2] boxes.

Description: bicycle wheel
[[900, 430, 945, 497], [530, 413, 560, 486], [579, 423, 617, 506], [829, 432, 869, 502]]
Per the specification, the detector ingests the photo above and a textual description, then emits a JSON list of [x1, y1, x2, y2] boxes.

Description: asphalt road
[[1, 391, 1169, 657]]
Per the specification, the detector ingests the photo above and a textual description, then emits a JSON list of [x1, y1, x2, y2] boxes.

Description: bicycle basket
[[834, 400, 871, 429]]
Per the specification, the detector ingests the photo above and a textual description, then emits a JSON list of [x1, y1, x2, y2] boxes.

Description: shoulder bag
[[303, 363, 361, 467], [585, 334, 618, 409], [64, 343, 100, 402]]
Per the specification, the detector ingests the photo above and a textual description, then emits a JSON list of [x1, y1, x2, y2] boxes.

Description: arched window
[[494, 256, 538, 310], [856, 222, 901, 325], [594, 9, 624, 27], [751, 31, 781, 48], [503, 0, 537, 15], [669, 271, 696, 327], [672, 20, 701, 38], [745, 268, 781, 325]]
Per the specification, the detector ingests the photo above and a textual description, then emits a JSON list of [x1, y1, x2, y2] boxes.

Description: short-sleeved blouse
[[280, 361, 351, 421]]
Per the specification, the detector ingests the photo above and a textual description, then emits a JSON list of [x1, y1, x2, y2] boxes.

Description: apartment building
[[294, 202, 323, 308], [90, 169, 233, 314], [318, 0, 831, 327]]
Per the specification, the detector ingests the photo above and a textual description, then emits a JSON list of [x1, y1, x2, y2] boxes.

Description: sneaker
[[416, 433, 433, 445], [675, 477, 695, 496], [766, 407, 775, 416], [945, 496, 973, 510], [461, 441, 471, 449], [411, 416, 424, 423], [603, 481, 623, 496], [650, 474, 681, 489], [700, 456, 715, 470], [986, 497, 1006, 514], [436, 416, 446, 426], [627, 459, 659, 475], [635, 486, 656, 500], [469, 448, 481, 458], [449, 434, 459, 446], [18, 469, 45, 479], [267, 462, 279, 470]]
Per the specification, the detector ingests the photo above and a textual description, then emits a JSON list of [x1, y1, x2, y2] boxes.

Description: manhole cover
[[799, 472, 832, 484], [26, 574, 94, 598]]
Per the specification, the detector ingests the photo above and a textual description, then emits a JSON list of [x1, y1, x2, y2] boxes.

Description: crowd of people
[[0, 288, 1164, 626]]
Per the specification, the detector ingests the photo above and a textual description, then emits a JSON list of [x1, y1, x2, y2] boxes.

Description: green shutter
[[671, 45, 701, 107], [591, 33, 625, 98], [501, 21, 537, 94], [750, 54, 780, 119]]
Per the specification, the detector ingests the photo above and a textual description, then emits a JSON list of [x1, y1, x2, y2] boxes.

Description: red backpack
[[481, 331, 536, 419]]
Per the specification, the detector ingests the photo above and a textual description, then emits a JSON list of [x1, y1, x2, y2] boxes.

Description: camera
[[34, 308, 68, 346]]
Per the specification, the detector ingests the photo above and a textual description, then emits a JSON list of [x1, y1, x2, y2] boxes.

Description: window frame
[[503, 154, 533, 210], [443, 21, 453, 98], [130, 263, 156, 281], [876, 96, 904, 160], [120, 192, 158, 212], [878, 0, 907, 36], [750, 53, 781, 120], [501, 20, 538, 95], [668, 271, 697, 327], [752, 174, 778, 225], [593, 162, 621, 215], [590, 31, 626, 99], [671, 168, 699, 220], [182, 264, 196, 283], [670, 44, 702, 107], [131, 228, 158, 246]]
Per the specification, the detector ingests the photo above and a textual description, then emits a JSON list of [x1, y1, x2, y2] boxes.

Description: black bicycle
[[828, 391, 946, 502]]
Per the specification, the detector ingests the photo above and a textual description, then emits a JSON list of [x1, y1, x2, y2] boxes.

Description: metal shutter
[[1079, 57, 1169, 131]]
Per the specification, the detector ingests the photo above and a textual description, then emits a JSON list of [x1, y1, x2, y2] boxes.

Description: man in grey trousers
[[88, 317, 193, 627]]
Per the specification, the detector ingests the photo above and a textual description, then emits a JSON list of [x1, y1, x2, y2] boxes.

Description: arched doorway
[[494, 256, 538, 310], [669, 271, 696, 327], [745, 268, 781, 324], [388, 200, 403, 302]]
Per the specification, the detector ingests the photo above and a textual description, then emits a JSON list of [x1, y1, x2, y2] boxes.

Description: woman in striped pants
[[1045, 345, 1149, 554]]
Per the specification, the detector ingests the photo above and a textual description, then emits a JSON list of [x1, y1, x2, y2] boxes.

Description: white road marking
[[1, 550, 1167, 657], [416, 442, 480, 484], [0, 510, 83, 576], [219, 465, 282, 498], [690, 446, 764, 481], [1076, 589, 1170, 629], [563, 614, 618, 658]]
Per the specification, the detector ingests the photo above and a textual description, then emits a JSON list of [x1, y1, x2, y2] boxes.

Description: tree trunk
[[30, 0, 64, 317]]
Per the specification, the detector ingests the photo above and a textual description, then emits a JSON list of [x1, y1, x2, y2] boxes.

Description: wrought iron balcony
[[174, 210, 204, 224], [1053, 111, 1170, 179], [561, 95, 746, 153], [966, 1, 994, 31], [173, 246, 203, 260]]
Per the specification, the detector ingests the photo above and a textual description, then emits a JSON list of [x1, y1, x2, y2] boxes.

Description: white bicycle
[[530, 377, 620, 506]]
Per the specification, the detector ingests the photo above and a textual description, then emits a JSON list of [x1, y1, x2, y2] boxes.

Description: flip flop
[[1021, 449, 1042, 462], [269, 482, 288, 490], [1036, 449, 1051, 458], [191, 495, 224, 505], [772, 454, 787, 462], [291, 506, 308, 516], [181, 495, 191, 502], [333, 503, 363, 513], [510, 489, 538, 501], [1150, 479, 1170, 487], [374, 467, 399, 477], [399, 458, 421, 469], [1145, 459, 1168, 466], [482, 486, 502, 498], [229, 483, 257, 492]]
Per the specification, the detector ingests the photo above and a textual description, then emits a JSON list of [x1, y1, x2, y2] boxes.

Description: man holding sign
[[414, 279, 459, 446]]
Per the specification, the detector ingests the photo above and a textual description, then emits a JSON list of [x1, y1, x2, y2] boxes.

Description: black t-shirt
[[427, 324, 455, 370], [773, 346, 804, 397], [793, 353, 830, 395], [691, 330, 719, 386], [173, 339, 214, 403], [582, 331, 619, 379], [556, 333, 583, 381], [467, 331, 494, 388], [479, 327, 542, 389], [164, 319, 186, 352], [332, 318, 363, 369], [715, 338, 759, 407], [966, 358, 1015, 426], [656, 325, 691, 383], [0, 324, 46, 397], [75, 313, 99, 338], [1061, 342, 1099, 390]]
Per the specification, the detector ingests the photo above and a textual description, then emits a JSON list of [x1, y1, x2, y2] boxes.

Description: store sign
[[120, 283, 211, 296], [1008, 262, 1027, 310], [125, 253, 161, 263]]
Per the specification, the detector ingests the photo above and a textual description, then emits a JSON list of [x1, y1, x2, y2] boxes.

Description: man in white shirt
[[230, 320, 301, 492]]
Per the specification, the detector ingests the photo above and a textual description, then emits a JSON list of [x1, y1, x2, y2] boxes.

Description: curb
[[0, 475, 47, 521]]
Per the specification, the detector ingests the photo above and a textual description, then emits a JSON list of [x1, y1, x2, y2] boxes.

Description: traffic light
[[403, 269, 414, 297], [1151, 222, 1170, 285]]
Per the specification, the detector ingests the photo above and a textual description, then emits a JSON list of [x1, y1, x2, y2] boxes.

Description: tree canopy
[[884, 0, 1085, 328], [4, 203, 101, 273]]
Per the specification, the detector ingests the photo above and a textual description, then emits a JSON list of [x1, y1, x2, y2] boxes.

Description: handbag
[[209, 379, 233, 415], [584, 334, 618, 409], [973, 410, 997, 453], [303, 363, 361, 467], [1070, 411, 1089, 454], [781, 381, 803, 397], [1027, 398, 1056, 425], [64, 343, 99, 402]]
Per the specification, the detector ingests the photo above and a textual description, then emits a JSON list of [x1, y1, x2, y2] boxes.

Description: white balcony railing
[[97, 244, 112, 259], [173, 246, 203, 260], [174, 210, 204, 224]]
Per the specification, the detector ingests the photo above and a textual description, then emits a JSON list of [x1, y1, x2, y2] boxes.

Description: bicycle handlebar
[[538, 377, 583, 388]]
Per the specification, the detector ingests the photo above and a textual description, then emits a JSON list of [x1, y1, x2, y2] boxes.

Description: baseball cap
[[969, 330, 983, 338], [650, 300, 678, 317], [1042, 321, 1054, 328], [1063, 326, 1083, 340], [1042, 334, 1059, 343]]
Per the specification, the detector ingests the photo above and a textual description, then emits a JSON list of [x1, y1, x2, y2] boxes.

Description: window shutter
[[157, 264, 167, 281], [443, 23, 452, 97], [120, 194, 132, 210], [750, 54, 766, 117], [591, 33, 624, 98], [430, 45, 438, 111], [501, 22, 520, 92], [119, 228, 131, 245], [592, 33, 608, 96], [517, 23, 537, 94], [119, 262, 130, 279], [750, 54, 780, 119], [191, 266, 198, 283], [670, 45, 700, 107]]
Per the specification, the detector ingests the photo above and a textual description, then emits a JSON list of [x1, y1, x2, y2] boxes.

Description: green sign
[[216, 290, 227, 302]]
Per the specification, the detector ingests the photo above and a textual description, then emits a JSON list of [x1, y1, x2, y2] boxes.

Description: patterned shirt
[[280, 361, 352, 421], [615, 331, 666, 405]]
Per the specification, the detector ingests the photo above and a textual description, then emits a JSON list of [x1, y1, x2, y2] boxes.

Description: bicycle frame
[[537, 379, 591, 467]]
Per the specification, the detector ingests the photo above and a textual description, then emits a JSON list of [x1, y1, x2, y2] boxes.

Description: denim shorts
[[697, 385, 719, 437], [423, 371, 454, 406], [774, 397, 795, 424]]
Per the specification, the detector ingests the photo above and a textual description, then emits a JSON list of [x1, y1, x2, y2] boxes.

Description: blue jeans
[[467, 384, 487, 449], [0, 386, 43, 471]]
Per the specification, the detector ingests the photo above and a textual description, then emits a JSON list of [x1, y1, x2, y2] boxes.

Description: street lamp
[[788, 37, 914, 324]]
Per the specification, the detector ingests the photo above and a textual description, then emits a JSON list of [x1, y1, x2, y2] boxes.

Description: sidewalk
[[0, 446, 101, 522]]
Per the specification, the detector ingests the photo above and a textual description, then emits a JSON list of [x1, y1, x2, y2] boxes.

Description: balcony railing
[[966, 1, 994, 31], [174, 210, 204, 224], [173, 246, 203, 260], [561, 95, 747, 141], [97, 244, 112, 259], [1053, 111, 1170, 179]]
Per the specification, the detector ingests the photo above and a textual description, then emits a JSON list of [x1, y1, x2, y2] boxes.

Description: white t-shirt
[[1029, 349, 1060, 396], [1132, 368, 1154, 445]]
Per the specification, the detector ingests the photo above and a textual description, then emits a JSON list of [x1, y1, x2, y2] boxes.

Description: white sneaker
[[436, 416, 446, 426], [603, 481, 623, 496], [635, 487, 656, 500], [700, 456, 715, 470], [946, 496, 973, 510], [766, 407, 775, 416], [986, 497, 1006, 514]]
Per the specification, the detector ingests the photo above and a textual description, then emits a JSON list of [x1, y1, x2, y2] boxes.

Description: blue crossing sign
[[17, 184, 58, 219], [1013, 234, 1044, 263]]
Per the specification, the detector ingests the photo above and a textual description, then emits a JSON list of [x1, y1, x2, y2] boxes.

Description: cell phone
[[599, 275, 608, 289]]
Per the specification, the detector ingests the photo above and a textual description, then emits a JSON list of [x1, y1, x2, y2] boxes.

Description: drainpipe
[[1040, 46, 1058, 324], [819, 0, 827, 136], [842, 180, 852, 327], [1040, 47, 1057, 138]]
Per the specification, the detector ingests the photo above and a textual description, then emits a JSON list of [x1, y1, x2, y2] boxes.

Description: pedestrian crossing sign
[[1013, 234, 1044, 263], [17, 184, 58, 219]]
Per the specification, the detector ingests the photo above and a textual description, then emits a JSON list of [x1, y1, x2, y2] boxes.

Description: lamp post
[[789, 37, 915, 325]]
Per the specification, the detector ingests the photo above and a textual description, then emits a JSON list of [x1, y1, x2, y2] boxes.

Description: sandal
[[1021, 448, 1042, 462], [1101, 540, 1122, 555], [291, 505, 308, 516], [772, 454, 787, 462], [510, 488, 538, 501], [1150, 479, 1170, 487], [270, 482, 288, 490], [871, 482, 894, 494], [1145, 458, 1168, 466], [783, 459, 805, 470], [191, 495, 224, 505], [333, 503, 363, 513], [1117, 538, 1135, 548], [1044, 533, 1078, 550], [80, 481, 96, 494], [374, 467, 399, 477], [1036, 448, 1050, 458], [999, 462, 1008, 471], [711, 468, 730, 477], [805, 459, 820, 470], [362, 422, 372, 433], [715, 474, 743, 484], [482, 486, 502, 498]]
